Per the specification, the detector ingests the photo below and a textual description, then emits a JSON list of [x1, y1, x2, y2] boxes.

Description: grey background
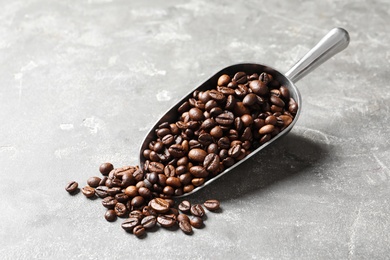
[[1, 0, 389, 259]]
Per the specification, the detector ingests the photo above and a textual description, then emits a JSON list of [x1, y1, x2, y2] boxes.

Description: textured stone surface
[[1, 0, 389, 259]]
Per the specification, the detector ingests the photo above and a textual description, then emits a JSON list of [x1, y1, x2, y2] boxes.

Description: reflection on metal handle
[[285, 27, 350, 83]]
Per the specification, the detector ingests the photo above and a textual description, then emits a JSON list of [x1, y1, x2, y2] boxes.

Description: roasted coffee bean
[[209, 89, 226, 102], [192, 177, 205, 186], [115, 193, 129, 203], [87, 177, 101, 188], [241, 114, 253, 127], [133, 169, 144, 182], [217, 136, 230, 149], [190, 204, 205, 217], [270, 95, 285, 107], [161, 134, 174, 146], [176, 165, 187, 175], [259, 72, 271, 84], [65, 181, 78, 193], [141, 215, 157, 229], [189, 166, 209, 178], [209, 106, 223, 117], [228, 144, 241, 158], [203, 199, 220, 211], [81, 186, 95, 198], [203, 153, 220, 173], [188, 148, 207, 162], [130, 209, 144, 220], [102, 196, 118, 209], [166, 177, 181, 188], [210, 125, 223, 138], [179, 173, 192, 186], [150, 198, 170, 213], [189, 107, 204, 121], [177, 213, 190, 223], [242, 93, 258, 106], [133, 225, 146, 237], [124, 185, 138, 197], [178, 200, 191, 213], [249, 80, 268, 96], [162, 185, 174, 196], [141, 206, 157, 217], [259, 124, 275, 135], [121, 217, 140, 232], [279, 86, 290, 100], [179, 219, 193, 234], [99, 162, 114, 176], [107, 187, 121, 196], [98, 176, 108, 186], [217, 74, 231, 86], [198, 133, 213, 146], [95, 186, 109, 198], [148, 162, 164, 174], [131, 196, 145, 208], [207, 143, 219, 154], [156, 128, 171, 138], [114, 203, 127, 217], [105, 209, 117, 222], [189, 216, 203, 228], [265, 115, 277, 125], [147, 172, 158, 184], [233, 72, 247, 84], [157, 214, 177, 228], [216, 111, 234, 126], [178, 101, 190, 114], [183, 184, 195, 193], [222, 157, 235, 167]]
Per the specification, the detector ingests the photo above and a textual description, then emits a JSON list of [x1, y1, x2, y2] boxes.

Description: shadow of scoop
[[192, 132, 330, 202]]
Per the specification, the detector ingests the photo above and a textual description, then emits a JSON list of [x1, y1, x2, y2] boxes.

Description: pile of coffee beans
[[66, 70, 298, 238], [142, 71, 298, 197], [66, 162, 221, 238]]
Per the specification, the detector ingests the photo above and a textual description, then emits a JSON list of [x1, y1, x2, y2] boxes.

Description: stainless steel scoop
[[139, 28, 350, 198]]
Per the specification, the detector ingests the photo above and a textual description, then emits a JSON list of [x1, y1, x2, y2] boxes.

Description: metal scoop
[[139, 28, 350, 198]]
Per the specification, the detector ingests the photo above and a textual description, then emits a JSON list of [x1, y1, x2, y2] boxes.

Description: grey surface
[[1, 0, 389, 259]]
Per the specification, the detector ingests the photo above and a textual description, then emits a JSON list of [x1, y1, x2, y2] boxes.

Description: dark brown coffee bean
[[107, 187, 121, 196], [270, 95, 285, 107], [81, 186, 95, 198], [241, 114, 253, 127], [189, 166, 209, 178], [265, 115, 277, 125], [150, 198, 170, 213], [233, 102, 251, 117], [178, 101, 190, 114], [115, 193, 129, 203], [222, 95, 235, 111], [157, 214, 177, 228], [133, 169, 144, 182], [190, 204, 205, 217], [217, 74, 231, 86], [192, 178, 205, 186], [99, 162, 114, 176], [242, 93, 258, 106], [217, 136, 230, 149], [161, 134, 174, 146], [65, 181, 78, 193], [148, 162, 164, 174], [279, 115, 293, 128], [188, 148, 207, 162], [179, 219, 193, 234], [189, 216, 203, 228], [121, 217, 140, 232], [259, 72, 271, 84], [166, 177, 181, 188], [162, 185, 174, 196], [86, 177, 101, 188], [183, 184, 195, 193], [208, 89, 226, 102], [104, 209, 117, 222], [289, 98, 298, 114], [241, 127, 253, 141], [98, 176, 108, 186], [178, 200, 191, 213], [217, 86, 236, 95], [124, 185, 138, 197], [260, 134, 271, 144], [141, 215, 157, 229], [228, 144, 241, 158], [203, 153, 220, 173], [279, 85, 290, 100], [179, 173, 192, 186], [164, 165, 176, 177], [209, 106, 223, 117], [207, 143, 219, 154], [130, 209, 144, 219], [205, 100, 218, 112], [114, 203, 127, 217], [102, 196, 117, 209], [233, 72, 247, 84], [133, 225, 146, 237], [95, 186, 109, 198], [198, 91, 211, 103], [131, 196, 145, 208], [215, 111, 234, 126], [203, 199, 220, 211], [249, 80, 268, 95], [222, 157, 235, 167], [167, 144, 184, 158], [188, 107, 205, 121], [176, 165, 187, 175], [141, 206, 157, 217], [259, 124, 275, 135], [210, 125, 223, 138]]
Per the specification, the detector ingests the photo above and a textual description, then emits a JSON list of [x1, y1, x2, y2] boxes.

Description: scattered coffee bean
[[121, 217, 140, 232], [203, 199, 220, 211], [178, 200, 191, 213], [105, 209, 117, 222], [150, 198, 170, 213], [190, 204, 205, 218], [189, 216, 203, 229], [133, 225, 146, 237], [157, 214, 176, 228], [65, 181, 78, 193], [179, 219, 193, 234], [87, 176, 101, 188], [141, 215, 157, 229], [81, 186, 95, 198]]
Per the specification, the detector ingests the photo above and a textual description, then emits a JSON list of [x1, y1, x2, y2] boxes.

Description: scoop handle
[[285, 27, 350, 83]]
